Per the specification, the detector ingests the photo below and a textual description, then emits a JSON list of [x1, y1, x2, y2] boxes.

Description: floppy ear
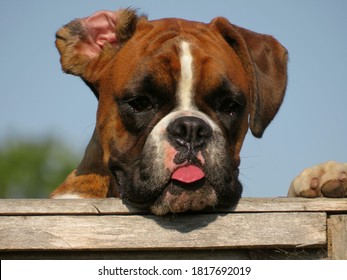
[[51, 9, 141, 199], [211, 17, 288, 138], [55, 8, 139, 98]]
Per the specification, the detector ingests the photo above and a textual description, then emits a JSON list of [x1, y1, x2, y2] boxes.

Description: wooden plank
[[0, 199, 141, 215], [0, 212, 326, 251], [0, 198, 346, 215], [328, 215, 347, 260], [234, 197, 347, 213]]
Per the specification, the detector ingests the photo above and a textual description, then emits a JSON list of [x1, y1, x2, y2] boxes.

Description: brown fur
[[51, 9, 287, 199]]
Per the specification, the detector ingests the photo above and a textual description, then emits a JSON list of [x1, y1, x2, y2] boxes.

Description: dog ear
[[55, 8, 139, 87], [211, 17, 288, 138]]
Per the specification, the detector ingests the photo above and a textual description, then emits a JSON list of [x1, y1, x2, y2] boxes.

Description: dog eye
[[219, 101, 237, 117], [127, 96, 154, 113]]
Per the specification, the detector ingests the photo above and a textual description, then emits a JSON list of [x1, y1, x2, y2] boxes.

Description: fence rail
[[0, 198, 346, 259]]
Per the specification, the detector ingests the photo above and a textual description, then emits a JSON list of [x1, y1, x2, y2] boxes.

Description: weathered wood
[[0, 197, 346, 215], [0, 212, 326, 251], [328, 215, 347, 260], [234, 197, 347, 213], [1, 198, 346, 259]]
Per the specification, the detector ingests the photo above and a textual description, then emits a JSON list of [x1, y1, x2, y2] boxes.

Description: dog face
[[51, 9, 288, 215]]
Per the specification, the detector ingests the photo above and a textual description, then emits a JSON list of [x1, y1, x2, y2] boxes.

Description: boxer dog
[[51, 8, 346, 215]]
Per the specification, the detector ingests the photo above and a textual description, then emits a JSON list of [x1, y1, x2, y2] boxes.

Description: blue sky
[[1, 0, 346, 197]]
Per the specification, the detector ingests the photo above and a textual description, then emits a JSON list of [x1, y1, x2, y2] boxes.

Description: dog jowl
[[51, 8, 288, 215]]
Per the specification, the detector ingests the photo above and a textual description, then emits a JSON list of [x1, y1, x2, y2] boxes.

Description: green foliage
[[0, 137, 80, 198]]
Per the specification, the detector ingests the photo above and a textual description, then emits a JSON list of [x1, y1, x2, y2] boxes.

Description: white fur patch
[[177, 41, 194, 110]]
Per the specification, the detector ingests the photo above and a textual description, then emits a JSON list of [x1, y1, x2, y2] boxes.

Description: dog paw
[[288, 161, 347, 198]]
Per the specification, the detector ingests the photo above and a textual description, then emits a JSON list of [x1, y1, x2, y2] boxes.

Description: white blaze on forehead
[[177, 41, 194, 110], [144, 39, 222, 149]]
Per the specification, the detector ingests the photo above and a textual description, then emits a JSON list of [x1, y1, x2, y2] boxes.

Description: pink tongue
[[171, 165, 205, 183]]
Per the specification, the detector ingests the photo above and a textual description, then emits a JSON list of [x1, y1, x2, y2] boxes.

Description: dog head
[[52, 9, 287, 215]]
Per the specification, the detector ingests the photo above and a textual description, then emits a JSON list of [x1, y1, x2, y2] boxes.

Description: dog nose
[[167, 116, 212, 151]]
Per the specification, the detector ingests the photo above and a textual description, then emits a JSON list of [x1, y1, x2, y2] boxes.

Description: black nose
[[167, 116, 212, 151]]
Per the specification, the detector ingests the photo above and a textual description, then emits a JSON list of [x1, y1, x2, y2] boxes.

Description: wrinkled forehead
[[102, 18, 249, 101]]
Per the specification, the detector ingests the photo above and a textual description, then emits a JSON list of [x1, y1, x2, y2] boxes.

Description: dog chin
[[112, 157, 242, 214], [149, 180, 218, 215]]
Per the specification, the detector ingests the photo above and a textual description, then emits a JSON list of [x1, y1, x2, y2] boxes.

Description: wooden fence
[[0, 197, 346, 259]]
